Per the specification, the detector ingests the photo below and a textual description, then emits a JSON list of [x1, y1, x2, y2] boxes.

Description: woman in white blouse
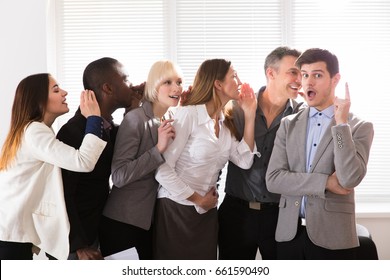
[[154, 58, 259, 259], [0, 73, 106, 260]]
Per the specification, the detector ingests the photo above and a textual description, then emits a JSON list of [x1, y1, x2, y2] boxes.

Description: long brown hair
[[0, 73, 50, 170], [182, 59, 230, 117], [223, 100, 240, 140], [181, 59, 239, 138]]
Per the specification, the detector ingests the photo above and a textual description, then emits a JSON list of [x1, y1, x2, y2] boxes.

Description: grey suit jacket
[[266, 108, 374, 250], [103, 101, 165, 230]]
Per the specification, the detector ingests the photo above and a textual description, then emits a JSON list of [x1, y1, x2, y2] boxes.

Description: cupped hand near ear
[[80, 89, 101, 118]]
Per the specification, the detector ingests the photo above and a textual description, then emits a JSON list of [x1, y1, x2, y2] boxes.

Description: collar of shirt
[[196, 104, 225, 126], [257, 86, 296, 118], [102, 117, 114, 131], [309, 105, 335, 119]]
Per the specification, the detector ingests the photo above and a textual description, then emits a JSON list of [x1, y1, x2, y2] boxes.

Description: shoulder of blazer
[[140, 100, 154, 119], [283, 106, 309, 123], [348, 112, 372, 126]]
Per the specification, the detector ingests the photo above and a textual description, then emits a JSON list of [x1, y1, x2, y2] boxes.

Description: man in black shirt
[[218, 47, 304, 260]]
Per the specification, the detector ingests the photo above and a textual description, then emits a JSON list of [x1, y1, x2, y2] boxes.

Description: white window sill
[[356, 202, 390, 218]]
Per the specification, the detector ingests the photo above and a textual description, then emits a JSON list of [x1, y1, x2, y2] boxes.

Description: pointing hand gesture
[[334, 83, 351, 125]]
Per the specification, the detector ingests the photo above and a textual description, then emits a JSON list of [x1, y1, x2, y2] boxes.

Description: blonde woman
[[99, 60, 183, 259]]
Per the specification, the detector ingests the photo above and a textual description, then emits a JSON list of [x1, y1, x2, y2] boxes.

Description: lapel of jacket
[[143, 101, 158, 145], [309, 118, 336, 171], [294, 109, 309, 172]]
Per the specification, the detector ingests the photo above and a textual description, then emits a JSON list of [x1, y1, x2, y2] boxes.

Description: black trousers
[[0, 240, 33, 260], [218, 194, 279, 260], [99, 215, 153, 260], [277, 223, 357, 260]]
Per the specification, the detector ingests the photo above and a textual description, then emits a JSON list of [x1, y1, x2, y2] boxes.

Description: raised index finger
[[345, 82, 351, 101]]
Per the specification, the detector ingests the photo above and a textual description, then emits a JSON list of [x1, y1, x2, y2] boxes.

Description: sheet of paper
[[104, 247, 139, 260]]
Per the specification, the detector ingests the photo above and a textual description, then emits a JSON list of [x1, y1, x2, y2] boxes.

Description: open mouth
[[169, 95, 180, 99], [307, 89, 316, 99]]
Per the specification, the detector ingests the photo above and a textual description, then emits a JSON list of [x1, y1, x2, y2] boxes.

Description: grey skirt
[[153, 197, 218, 260]]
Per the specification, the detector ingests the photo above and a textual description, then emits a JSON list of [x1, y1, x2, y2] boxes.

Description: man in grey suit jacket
[[266, 48, 374, 259]]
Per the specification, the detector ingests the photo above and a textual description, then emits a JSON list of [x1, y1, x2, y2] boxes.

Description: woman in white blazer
[[0, 73, 107, 260]]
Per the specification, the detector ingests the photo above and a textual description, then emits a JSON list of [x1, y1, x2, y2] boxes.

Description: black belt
[[225, 194, 278, 210]]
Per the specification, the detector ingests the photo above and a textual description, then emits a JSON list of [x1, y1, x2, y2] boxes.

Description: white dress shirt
[[0, 121, 106, 259], [156, 104, 259, 213]]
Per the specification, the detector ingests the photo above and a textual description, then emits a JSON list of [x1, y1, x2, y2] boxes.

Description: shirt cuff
[[238, 140, 261, 157], [85, 116, 103, 138]]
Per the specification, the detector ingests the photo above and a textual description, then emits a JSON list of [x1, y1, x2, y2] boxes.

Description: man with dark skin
[[57, 57, 144, 260]]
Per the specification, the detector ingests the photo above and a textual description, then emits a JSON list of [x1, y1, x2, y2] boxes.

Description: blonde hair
[[144, 60, 183, 102], [0, 73, 50, 170]]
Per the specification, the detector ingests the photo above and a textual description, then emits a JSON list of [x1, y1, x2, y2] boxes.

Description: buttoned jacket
[[266, 108, 374, 250]]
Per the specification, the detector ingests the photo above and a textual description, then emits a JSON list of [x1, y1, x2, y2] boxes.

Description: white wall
[[0, 0, 48, 146], [0, 0, 389, 260], [357, 216, 390, 260]]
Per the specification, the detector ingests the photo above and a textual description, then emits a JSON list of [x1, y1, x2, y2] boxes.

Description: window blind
[[55, 0, 166, 127], [55, 0, 390, 204], [175, 0, 282, 90]]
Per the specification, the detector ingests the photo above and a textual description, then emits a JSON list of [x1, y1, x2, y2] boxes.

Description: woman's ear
[[214, 80, 223, 90]]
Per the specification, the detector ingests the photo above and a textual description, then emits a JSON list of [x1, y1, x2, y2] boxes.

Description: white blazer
[[0, 121, 106, 259]]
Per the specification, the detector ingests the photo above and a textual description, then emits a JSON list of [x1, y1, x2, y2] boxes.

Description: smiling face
[[156, 75, 183, 108], [44, 76, 69, 125], [301, 61, 340, 111], [273, 55, 302, 99]]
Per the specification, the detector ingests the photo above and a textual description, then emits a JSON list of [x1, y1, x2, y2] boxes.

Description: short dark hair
[[264, 46, 301, 73], [82, 57, 119, 101], [295, 48, 339, 78]]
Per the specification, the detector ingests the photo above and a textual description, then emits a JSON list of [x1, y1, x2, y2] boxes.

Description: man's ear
[[102, 83, 113, 96], [332, 73, 341, 88], [266, 67, 275, 80]]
